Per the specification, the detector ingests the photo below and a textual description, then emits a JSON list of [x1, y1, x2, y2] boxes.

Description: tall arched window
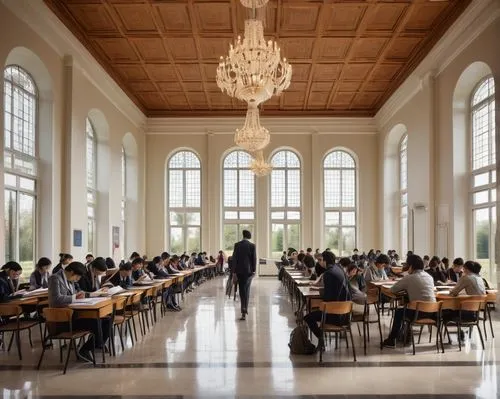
[[471, 76, 496, 283], [323, 150, 357, 256], [121, 146, 127, 259], [4, 65, 38, 273], [223, 150, 255, 252], [270, 150, 301, 257], [167, 150, 201, 254], [86, 118, 97, 254], [399, 135, 408, 255]]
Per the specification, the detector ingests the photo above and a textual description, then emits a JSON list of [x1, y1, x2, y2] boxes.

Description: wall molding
[[147, 117, 378, 135], [375, 0, 500, 130], [2, 0, 146, 129]]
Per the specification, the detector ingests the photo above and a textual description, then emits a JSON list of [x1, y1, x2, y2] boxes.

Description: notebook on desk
[[72, 297, 108, 306], [23, 288, 48, 297]]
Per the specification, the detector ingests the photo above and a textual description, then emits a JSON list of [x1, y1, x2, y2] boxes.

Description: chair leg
[[439, 325, 445, 354], [15, 330, 22, 361], [63, 339, 74, 375], [411, 324, 416, 355], [487, 306, 495, 338], [319, 336, 324, 363], [363, 321, 367, 356], [428, 326, 432, 343], [131, 315, 138, 342], [457, 325, 462, 351], [476, 324, 485, 350], [417, 326, 423, 344], [118, 325, 125, 352], [28, 329, 33, 348], [348, 328, 357, 362], [7, 332, 14, 351], [37, 338, 48, 370]]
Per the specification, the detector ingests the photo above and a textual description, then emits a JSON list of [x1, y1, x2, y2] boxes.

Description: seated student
[[52, 253, 73, 274], [364, 254, 389, 283], [47, 262, 110, 362], [449, 261, 486, 297], [303, 254, 316, 278], [77, 258, 108, 293], [382, 255, 436, 348], [131, 258, 149, 281], [187, 252, 197, 269], [304, 251, 351, 349], [447, 258, 464, 283], [165, 253, 181, 275], [84, 253, 94, 267], [426, 256, 447, 285], [169, 255, 182, 272], [441, 257, 450, 271], [147, 256, 169, 278], [29, 257, 52, 290], [280, 251, 290, 266], [195, 252, 206, 266], [106, 263, 134, 289], [423, 255, 430, 269], [338, 257, 352, 273], [105, 257, 116, 269], [347, 264, 366, 292], [0, 262, 24, 302]]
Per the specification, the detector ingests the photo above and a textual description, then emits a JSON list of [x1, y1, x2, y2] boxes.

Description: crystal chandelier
[[235, 104, 270, 152], [216, 4, 292, 106], [250, 150, 272, 177]]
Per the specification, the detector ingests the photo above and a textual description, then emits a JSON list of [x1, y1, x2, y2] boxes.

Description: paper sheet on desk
[[72, 298, 108, 305], [95, 286, 125, 296], [23, 288, 48, 297]]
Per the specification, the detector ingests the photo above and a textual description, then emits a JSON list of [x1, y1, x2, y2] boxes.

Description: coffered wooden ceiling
[[44, 0, 471, 117]]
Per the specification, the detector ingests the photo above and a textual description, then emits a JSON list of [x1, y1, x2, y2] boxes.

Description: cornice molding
[[2, 0, 146, 129], [147, 117, 378, 135], [375, 0, 500, 131]]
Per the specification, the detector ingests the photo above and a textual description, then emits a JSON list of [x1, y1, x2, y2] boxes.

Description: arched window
[[3, 65, 38, 273], [167, 150, 201, 254], [270, 150, 301, 257], [399, 135, 408, 255], [470, 76, 496, 283], [323, 150, 357, 256], [121, 146, 127, 259], [223, 150, 255, 252], [86, 118, 97, 254]]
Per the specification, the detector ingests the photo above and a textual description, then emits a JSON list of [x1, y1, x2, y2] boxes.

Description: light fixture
[[234, 104, 270, 152], [250, 150, 272, 177], [216, 3, 292, 106]]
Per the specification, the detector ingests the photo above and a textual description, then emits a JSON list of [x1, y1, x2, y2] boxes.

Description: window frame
[[399, 134, 409, 255], [3, 65, 39, 271], [86, 117, 97, 255], [269, 149, 302, 257], [166, 150, 202, 254], [121, 146, 127, 259], [222, 150, 256, 252], [323, 149, 358, 256]]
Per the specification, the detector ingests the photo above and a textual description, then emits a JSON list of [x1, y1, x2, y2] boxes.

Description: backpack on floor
[[288, 325, 317, 355]]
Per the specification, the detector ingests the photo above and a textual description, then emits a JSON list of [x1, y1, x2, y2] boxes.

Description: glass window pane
[[224, 211, 238, 220], [287, 224, 300, 252], [239, 211, 254, 220], [87, 219, 95, 254], [4, 173, 16, 187], [474, 172, 489, 187], [169, 170, 184, 207], [224, 169, 237, 207], [324, 169, 340, 208], [185, 170, 201, 208], [239, 169, 254, 207], [325, 227, 340, 255], [287, 211, 300, 220], [187, 227, 201, 253], [474, 190, 489, 205], [87, 205, 94, 218], [271, 169, 285, 208], [474, 208, 490, 260], [491, 189, 496, 203], [169, 227, 184, 254], [4, 189, 17, 263], [170, 212, 184, 226], [186, 212, 200, 226], [341, 170, 355, 207], [325, 212, 339, 226], [287, 169, 300, 207], [19, 193, 35, 274], [342, 212, 355, 226], [271, 224, 284, 258], [271, 211, 285, 220], [341, 227, 356, 256], [19, 177, 35, 191], [223, 224, 238, 252]]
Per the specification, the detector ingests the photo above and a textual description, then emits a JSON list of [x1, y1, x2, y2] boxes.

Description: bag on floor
[[288, 325, 317, 355]]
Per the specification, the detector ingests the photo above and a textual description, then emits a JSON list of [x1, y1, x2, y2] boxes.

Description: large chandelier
[[250, 150, 272, 177], [216, 3, 292, 106], [235, 104, 270, 152]]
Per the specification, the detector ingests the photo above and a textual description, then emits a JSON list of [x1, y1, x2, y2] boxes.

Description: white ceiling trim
[[147, 117, 378, 135], [2, 0, 147, 129], [375, 0, 500, 130]]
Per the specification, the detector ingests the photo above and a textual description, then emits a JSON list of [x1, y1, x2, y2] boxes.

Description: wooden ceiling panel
[[44, 0, 472, 116]]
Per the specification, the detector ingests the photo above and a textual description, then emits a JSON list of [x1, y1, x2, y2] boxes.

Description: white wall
[[0, 2, 147, 264]]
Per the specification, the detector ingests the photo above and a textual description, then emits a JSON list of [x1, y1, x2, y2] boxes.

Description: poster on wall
[[112, 226, 120, 250], [73, 230, 82, 247]]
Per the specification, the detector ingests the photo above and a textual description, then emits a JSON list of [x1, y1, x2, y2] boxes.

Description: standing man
[[232, 230, 256, 321]]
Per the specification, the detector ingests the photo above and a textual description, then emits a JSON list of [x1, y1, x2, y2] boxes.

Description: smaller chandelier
[[240, 0, 269, 8], [235, 104, 270, 152], [250, 151, 272, 177]]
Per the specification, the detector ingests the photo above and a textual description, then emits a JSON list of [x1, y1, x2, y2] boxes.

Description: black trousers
[[53, 317, 111, 351], [388, 309, 435, 340], [304, 310, 347, 339], [237, 274, 253, 315]]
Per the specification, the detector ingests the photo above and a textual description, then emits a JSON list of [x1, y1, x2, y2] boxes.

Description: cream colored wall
[[0, 3, 147, 263], [145, 127, 378, 259]]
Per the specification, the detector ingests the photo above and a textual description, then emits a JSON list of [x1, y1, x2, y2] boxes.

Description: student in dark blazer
[[232, 230, 256, 320], [0, 261, 23, 302], [52, 253, 74, 275], [106, 262, 134, 289], [29, 257, 52, 290], [78, 258, 108, 293]]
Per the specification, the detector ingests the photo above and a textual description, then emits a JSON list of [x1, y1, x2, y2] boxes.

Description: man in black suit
[[232, 230, 256, 320]]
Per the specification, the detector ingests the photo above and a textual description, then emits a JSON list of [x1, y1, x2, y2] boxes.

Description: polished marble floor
[[1, 277, 499, 398]]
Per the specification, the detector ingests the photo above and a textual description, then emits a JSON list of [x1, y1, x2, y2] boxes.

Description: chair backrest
[[366, 288, 379, 304], [461, 300, 482, 312], [321, 301, 353, 316], [113, 296, 127, 312], [309, 298, 322, 311], [415, 301, 442, 313], [0, 304, 22, 318], [43, 307, 73, 323], [486, 292, 497, 303], [131, 292, 143, 305]]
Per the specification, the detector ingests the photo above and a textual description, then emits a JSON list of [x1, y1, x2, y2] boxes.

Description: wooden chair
[[111, 296, 128, 355], [481, 292, 495, 340], [318, 301, 355, 363], [404, 301, 444, 355], [443, 300, 485, 351], [0, 304, 39, 360], [352, 288, 382, 355], [37, 308, 95, 374], [124, 292, 143, 341]]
